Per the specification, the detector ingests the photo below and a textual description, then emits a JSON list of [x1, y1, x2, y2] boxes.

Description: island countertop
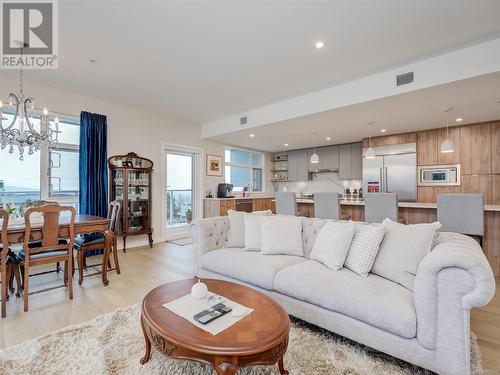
[[296, 198, 500, 212]]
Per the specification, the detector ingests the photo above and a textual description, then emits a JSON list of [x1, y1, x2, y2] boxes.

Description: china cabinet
[[108, 152, 153, 251]]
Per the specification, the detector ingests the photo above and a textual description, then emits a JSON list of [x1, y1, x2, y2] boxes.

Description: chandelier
[[0, 44, 59, 160]]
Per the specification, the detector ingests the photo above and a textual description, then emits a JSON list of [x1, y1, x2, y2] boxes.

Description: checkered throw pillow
[[344, 223, 385, 276]]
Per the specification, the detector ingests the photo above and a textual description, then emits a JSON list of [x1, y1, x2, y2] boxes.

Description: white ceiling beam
[[202, 37, 500, 138]]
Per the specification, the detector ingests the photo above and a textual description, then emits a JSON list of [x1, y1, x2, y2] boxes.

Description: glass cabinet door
[[111, 170, 124, 201], [127, 170, 150, 233]]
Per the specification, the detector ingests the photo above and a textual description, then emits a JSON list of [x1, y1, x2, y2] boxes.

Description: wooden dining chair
[[19, 204, 76, 312], [74, 201, 121, 285], [1, 209, 8, 318]]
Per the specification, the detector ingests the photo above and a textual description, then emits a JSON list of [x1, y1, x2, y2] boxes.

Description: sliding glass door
[[166, 151, 194, 229]]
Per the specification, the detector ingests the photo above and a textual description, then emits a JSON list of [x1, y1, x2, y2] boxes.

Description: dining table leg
[[102, 229, 113, 286]]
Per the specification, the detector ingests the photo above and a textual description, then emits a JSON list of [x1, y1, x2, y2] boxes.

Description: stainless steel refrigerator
[[362, 143, 417, 202]]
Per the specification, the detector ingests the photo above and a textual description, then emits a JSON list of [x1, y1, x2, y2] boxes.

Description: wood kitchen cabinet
[[417, 186, 460, 203], [461, 123, 491, 174], [492, 121, 500, 174], [338, 142, 362, 180], [461, 174, 492, 204], [492, 174, 500, 205], [203, 199, 236, 218], [362, 133, 417, 148], [252, 198, 275, 212], [417, 130, 438, 165]]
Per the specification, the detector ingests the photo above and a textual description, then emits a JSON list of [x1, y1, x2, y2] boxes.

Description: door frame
[[161, 142, 203, 240]]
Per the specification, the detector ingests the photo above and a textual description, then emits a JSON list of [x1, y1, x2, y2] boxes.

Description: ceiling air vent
[[396, 71, 414, 86], [240, 116, 248, 125]]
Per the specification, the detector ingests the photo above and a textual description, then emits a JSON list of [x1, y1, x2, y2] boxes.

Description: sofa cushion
[[227, 209, 272, 248], [201, 248, 305, 290], [372, 219, 441, 291], [244, 214, 264, 251], [261, 215, 304, 256], [309, 221, 355, 271], [301, 217, 332, 258], [274, 260, 417, 338], [344, 222, 385, 276]]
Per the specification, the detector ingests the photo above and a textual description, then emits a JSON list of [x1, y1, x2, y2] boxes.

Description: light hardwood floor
[[0, 242, 499, 372]]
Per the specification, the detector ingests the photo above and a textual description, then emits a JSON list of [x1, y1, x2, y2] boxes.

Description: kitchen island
[[296, 199, 500, 276]]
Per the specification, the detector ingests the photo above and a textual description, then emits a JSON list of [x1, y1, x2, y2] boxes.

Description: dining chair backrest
[[364, 193, 398, 223], [108, 200, 121, 233], [23, 204, 76, 256], [275, 192, 297, 216], [0, 209, 8, 253], [437, 193, 484, 236], [314, 192, 341, 219]]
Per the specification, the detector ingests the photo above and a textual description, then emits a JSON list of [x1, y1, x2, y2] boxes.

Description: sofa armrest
[[413, 232, 495, 374], [190, 216, 229, 276]]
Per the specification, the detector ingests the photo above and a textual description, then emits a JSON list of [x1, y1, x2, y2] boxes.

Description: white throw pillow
[[260, 215, 304, 256], [309, 221, 356, 271], [371, 219, 441, 290], [344, 223, 386, 277], [227, 209, 271, 248], [244, 214, 264, 251]]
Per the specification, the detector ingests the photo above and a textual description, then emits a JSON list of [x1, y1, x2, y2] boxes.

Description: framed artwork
[[206, 154, 223, 176]]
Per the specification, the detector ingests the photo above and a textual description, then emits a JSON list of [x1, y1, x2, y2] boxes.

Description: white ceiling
[[2, 0, 500, 124], [208, 72, 500, 152]]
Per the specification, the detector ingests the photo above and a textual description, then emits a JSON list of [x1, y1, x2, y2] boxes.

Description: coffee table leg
[[278, 356, 289, 375], [140, 317, 151, 365], [215, 363, 238, 375]]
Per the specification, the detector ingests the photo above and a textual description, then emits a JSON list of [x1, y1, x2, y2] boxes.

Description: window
[[224, 147, 264, 192], [0, 112, 80, 209]]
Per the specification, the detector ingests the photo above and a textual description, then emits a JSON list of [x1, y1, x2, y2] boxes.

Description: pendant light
[[440, 107, 455, 154], [310, 131, 319, 164], [365, 121, 376, 159]]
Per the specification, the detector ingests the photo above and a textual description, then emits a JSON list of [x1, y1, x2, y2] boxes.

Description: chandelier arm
[[23, 97, 40, 135], [3, 93, 20, 131]]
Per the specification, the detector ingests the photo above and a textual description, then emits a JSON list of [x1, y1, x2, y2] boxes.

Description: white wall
[[0, 73, 226, 247]]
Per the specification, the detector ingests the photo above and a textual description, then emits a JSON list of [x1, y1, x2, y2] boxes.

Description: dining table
[[0, 214, 113, 286]]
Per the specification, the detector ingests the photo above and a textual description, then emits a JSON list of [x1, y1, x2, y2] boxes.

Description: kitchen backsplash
[[275, 172, 362, 195]]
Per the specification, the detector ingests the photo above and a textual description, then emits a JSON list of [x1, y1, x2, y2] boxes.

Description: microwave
[[417, 164, 460, 186]]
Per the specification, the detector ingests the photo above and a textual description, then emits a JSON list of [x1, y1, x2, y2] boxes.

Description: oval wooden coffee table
[[140, 278, 291, 375]]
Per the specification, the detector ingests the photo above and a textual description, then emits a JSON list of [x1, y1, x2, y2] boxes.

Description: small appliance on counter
[[217, 183, 234, 198]]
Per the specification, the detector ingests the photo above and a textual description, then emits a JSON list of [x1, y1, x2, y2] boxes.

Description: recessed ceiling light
[[455, 118, 463, 122], [284, 143, 289, 147], [380, 129, 387, 133], [325, 137, 331, 141], [315, 41, 324, 49], [249, 134, 255, 138]]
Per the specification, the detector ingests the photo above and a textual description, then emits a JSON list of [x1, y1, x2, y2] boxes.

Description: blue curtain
[[79, 111, 108, 254]]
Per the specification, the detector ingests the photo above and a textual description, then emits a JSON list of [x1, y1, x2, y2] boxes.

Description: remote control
[[193, 303, 232, 325]]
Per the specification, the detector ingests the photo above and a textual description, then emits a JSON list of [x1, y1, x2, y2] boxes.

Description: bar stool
[[364, 193, 399, 223], [275, 192, 307, 216], [314, 192, 350, 220], [437, 193, 484, 247]]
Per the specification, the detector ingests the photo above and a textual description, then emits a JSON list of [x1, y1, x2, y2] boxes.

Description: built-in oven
[[417, 164, 461, 186]]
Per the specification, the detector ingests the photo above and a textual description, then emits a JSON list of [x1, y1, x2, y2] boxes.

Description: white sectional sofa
[[190, 215, 495, 375]]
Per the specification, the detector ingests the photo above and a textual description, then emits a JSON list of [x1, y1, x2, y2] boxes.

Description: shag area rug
[[0, 304, 482, 375]]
